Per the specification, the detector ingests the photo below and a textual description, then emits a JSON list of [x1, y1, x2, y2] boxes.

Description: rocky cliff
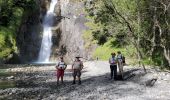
[[15, 0, 42, 63], [16, 0, 94, 63], [51, 0, 94, 63]]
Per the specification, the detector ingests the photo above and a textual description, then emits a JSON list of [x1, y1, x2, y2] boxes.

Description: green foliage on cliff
[[0, 0, 37, 62], [84, 0, 170, 67]]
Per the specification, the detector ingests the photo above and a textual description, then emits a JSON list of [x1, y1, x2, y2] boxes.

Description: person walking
[[72, 56, 84, 85], [109, 52, 117, 80], [56, 56, 67, 85], [117, 51, 124, 79]]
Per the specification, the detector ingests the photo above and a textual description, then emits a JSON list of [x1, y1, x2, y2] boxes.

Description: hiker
[[117, 51, 124, 78], [56, 56, 67, 85], [109, 52, 117, 80], [72, 56, 84, 85]]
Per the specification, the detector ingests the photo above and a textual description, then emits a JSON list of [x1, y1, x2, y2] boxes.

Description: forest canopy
[[0, 0, 37, 62], [84, 0, 170, 68]]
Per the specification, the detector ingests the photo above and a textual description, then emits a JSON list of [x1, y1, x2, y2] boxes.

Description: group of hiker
[[56, 56, 83, 85], [55, 51, 125, 85], [109, 51, 125, 80]]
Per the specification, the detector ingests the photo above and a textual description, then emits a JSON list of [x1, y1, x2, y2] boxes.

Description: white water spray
[[38, 0, 57, 62]]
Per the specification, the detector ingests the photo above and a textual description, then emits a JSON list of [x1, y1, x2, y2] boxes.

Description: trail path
[[1, 61, 170, 100]]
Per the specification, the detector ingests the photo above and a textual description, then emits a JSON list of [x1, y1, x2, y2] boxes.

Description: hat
[[117, 51, 121, 54], [111, 52, 115, 55], [60, 56, 63, 59], [75, 54, 81, 58]]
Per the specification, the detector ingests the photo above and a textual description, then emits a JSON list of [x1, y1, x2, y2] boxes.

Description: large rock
[[16, 0, 44, 63], [15, 0, 95, 63], [50, 0, 94, 63]]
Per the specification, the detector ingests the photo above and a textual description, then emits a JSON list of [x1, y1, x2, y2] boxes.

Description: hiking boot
[[72, 81, 75, 84], [110, 76, 113, 80], [78, 80, 81, 85], [114, 76, 118, 80], [110, 77, 114, 80], [121, 76, 124, 80]]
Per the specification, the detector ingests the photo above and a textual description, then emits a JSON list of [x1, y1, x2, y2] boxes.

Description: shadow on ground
[[1, 68, 150, 99]]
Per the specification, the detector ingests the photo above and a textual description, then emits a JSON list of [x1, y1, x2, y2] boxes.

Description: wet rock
[[6, 76, 14, 80], [16, 80, 37, 88], [145, 78, 157, 87]]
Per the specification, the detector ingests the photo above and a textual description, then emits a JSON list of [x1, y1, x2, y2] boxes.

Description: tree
[[85, 0, 170, 69]]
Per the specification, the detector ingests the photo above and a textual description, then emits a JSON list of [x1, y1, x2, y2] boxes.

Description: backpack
[[121, 56, 125, 64]]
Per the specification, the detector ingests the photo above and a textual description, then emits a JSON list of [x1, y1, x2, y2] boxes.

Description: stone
[[6, 76, 14, 80], [145, 78, 157, 87]]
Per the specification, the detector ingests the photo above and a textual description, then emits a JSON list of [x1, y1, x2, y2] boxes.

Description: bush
[[93, 39, 129, 60]]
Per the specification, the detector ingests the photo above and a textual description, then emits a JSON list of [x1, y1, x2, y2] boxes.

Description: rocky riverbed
[[0, 61, 170, 100]]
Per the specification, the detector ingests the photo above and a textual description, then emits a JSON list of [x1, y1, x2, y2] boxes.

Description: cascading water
[[38, 0, 57, 62]]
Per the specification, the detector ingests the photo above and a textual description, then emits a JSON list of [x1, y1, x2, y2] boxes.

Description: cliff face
[[16, 0, 48, 63], [16, 0, 94, 63], [51, 0, 94, 63], [16, 0, 58, 63]]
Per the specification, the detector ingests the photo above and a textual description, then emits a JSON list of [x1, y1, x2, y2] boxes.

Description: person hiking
[[72, 56, 84, 85], [56, 56, 67, 85], [117, 51, 124, 79], [109, 52, 117, 80]]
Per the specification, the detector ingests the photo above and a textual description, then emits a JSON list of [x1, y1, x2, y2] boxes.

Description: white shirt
[[117, 54, 123, 62], [57, 61, 66, 69], [72, 61, 83, 69], [109, 57, 117, 65]]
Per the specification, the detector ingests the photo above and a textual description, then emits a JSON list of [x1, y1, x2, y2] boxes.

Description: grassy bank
[[92, 39, 137, 63]]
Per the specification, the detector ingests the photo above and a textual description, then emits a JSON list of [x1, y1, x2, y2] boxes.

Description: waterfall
[[38, 0, 57, 62]]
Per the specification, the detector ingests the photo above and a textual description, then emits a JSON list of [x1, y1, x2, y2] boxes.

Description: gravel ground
[[0, 61, 170, 100]]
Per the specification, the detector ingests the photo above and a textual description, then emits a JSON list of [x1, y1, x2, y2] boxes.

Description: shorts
[[56, 69, 64, 78], [73, 69, 81, 77]]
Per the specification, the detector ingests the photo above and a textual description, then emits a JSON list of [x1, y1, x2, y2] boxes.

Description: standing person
[[56, 56, 67, 85], [72, 56, 84, 85], [117, 51, 124, 79], [109, 52, 117, 80]]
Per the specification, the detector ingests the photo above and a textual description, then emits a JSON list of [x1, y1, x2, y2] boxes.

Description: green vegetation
[[0, 69, 8, 76], [93, 39, 135, 60], [0, 0, 37, 62], [0, 81, 15, 89], [84, 0, 170, 68]]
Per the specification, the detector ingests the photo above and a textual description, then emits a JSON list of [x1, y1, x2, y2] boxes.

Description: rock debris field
[[1, 61, 170, 100]]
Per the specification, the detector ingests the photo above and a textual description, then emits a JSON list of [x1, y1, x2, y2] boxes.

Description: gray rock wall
[[16, 0, 94, 63], [16, 0, 43, 63], [50, 0, 93, 63]]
